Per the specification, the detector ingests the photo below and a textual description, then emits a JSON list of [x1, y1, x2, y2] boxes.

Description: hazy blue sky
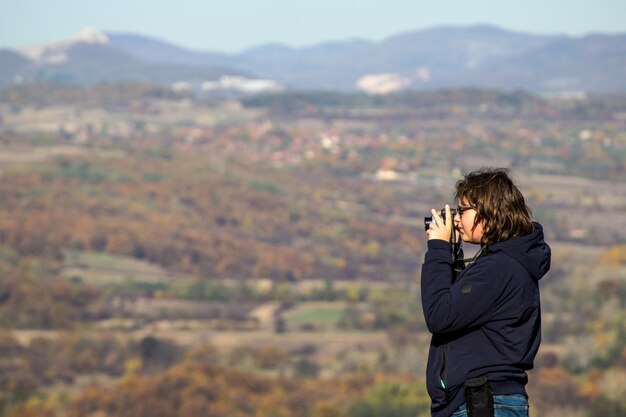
[[1, 0, 625, 52]]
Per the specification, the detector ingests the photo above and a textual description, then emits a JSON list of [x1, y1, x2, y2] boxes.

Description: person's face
[[454, 198, 484, 244]]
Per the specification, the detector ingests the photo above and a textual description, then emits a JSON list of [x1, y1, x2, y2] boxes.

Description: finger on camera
[[431, 209, 442, 223], [445, 204, 452, 223]]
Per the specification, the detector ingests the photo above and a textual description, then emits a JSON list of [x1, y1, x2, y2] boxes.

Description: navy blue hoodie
[[421, 223, 550, 417]]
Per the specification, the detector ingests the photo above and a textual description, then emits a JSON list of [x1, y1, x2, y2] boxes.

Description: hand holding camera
[[425, 204, 456, 242]]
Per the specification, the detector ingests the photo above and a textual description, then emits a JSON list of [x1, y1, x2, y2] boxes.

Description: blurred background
[[0, 1, 625, 416]]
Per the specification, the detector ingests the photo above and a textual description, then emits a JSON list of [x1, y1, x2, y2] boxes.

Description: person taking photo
[[421, 168, 551, 417]]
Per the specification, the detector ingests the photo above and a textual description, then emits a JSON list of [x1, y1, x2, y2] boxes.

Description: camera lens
[[424, 216, 433, 231]]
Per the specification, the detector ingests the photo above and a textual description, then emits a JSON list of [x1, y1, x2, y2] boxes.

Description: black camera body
[[424, 207, 457, 231], [424, 206, 465, 278]]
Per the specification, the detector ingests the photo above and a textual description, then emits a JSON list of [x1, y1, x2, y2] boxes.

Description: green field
[[284, 303, 347, 329]]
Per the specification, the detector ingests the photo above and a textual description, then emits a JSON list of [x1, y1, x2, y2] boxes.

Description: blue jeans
[[451, 394, 529, 417]]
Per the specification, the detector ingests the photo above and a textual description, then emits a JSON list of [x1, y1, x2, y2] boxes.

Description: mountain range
[[1, 25, 625, 94]]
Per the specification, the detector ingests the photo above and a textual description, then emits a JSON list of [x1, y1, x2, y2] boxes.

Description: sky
[[1, 0, 625, 52]]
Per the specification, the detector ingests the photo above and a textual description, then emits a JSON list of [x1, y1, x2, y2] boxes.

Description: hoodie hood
[[487, 222, 551, 280]]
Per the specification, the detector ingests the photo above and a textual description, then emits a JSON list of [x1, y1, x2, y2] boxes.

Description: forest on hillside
[[0, 84, 625, 416]]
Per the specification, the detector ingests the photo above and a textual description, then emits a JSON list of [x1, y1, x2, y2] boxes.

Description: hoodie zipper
[[439, 346, 448, 392]]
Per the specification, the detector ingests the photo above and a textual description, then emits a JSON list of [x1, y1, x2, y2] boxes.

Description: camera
[[424, 207, 464, 277], [424, 207, 457, 231]]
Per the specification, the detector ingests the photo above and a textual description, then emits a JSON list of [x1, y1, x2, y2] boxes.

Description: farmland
[[0, 84, 625, 416]]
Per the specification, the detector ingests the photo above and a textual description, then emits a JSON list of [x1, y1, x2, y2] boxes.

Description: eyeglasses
[[456, 204, 473, 216]]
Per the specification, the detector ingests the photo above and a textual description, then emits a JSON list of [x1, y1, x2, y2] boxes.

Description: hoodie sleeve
[[421, 240, 509, 334]]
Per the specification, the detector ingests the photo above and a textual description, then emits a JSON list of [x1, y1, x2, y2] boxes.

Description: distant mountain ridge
[[0, 28, 249, 88], [2, 25, 626, 93]]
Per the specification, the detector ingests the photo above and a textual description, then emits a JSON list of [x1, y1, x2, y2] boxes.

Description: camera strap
[[463, 246, 486, 269], [451, 230, 465, 278]]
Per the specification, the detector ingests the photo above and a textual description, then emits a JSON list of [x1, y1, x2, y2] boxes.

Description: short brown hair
[[455, 168, 534, 246]]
